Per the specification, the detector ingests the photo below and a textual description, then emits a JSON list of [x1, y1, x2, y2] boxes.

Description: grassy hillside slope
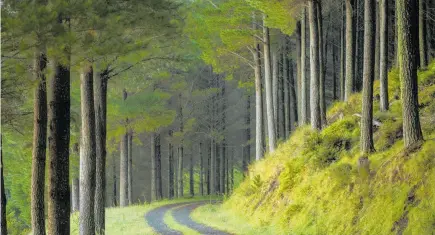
[[215, 63, 435, 235]]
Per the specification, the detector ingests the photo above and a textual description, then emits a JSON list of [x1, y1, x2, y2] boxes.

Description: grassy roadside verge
[[70, 195, 221, 235], [190, 203, 277, 235]]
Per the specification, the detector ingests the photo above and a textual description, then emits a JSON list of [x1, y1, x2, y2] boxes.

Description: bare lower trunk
[[71, 178, 79, 212], [199, 143, 203, 196], [308, 0, 321, 130], [31, 49, 47, 235], [94, 70, 108, 234], [419, 0, 428, 68], [207, 141, 211, 195], [127, 133, 133, 204], [1, 136, 7, 235], [177, 146, 184, 197], [155, 134, 162, 200], [189, 149, 194, 196], [79, 64, 96, 235], [168, 130, 174, 199], [361, 0, 376, 154], [345, 0, 355, 101], [263, 14, 277, 152], [317, 1, 327, 128], [397, 0, 424, 148], [112, 157, 117, 206], [300, 10, 309, 124], [379, 0, 389, 111], [243, 95, 251, 172], [253, 22, 264, 160], [272, 51, 279, 130], [119, 133, 128, 207], [48, 45, 71, 235], [283, 44, 290, 137], [340, 2, 346, 101]]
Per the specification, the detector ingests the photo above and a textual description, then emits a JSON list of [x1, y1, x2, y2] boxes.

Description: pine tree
[[345, 0, 355, 101], [379, 0, 389, 111], [308, 0, 321, 130]]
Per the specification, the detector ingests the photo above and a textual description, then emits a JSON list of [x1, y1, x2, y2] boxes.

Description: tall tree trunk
[[199, 142, 203, 196], [354, 0, 361, 92], [332, 42, 338, 100], [155, 134, 162, 200], [119, 133, 128, 206], [397, 0, 424, 148], [374, 2, 380, 81], [127, 133, 133, 204], [94, 70, 108, 235], [278, 51, 286, 138], [272, 50, 279, 131], [112, 157, 117, 206], [263, 14, 277, 151], [219, 145, 225, 194], [429, 0, 435, 59], [340, 1, 346, 101], [243, 95, 251, 172], [253, 14, 264, 160], [168, 130, 174, 199], [1, 136, 7, 235], [177, 145, 184, 197], [317, 1, 327, 128], [189, 148, 194, 197], [300, 10, 309, 124], [79, 64, 96, 235], [345, 0, 355, 101], [151, 133, 157, 201], [174, 147, 178, 198], [31, 48, 47, 235], [308, 0, 321, 130], [361, 0, 376, 154], [71, 178, 79, 212], [48, 17, 71, 233], [379, 0, 389, 111], [419, 0, 428, 68], [220, 79, 226, 194], [296, 22, 302, 124], [283, 44, 290, 138], [208, 140, 213, 195], [289, 60, 298, 131]]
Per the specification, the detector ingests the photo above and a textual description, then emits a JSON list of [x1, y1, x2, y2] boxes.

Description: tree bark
[[199, 142, 203, 196], [112, 156, 117, 206], [151, 133, 157, 201], [48, 30, 71, 235], [308, 0, 321, 130], [155, 133, 162, 200], [317, 1, 327, 128], [209, 140, 214, 195], [263, 14, 277, 152], [296, 21, 302, 124], [278, 51, 286, 139], [375, 1, 380, 81], [379, 0, 389, 111], [31, 48, 47, 235], [189, 148, 194, 196], [243, 95, 251, 172], [332, 40, 338, 100], [79, 64, 96, 235], [1, 136, 7, 235], [94, 70, 108, 234], [119, 132, 128, 206], [419, 0, 428, 68], [345, 0, 355, 101], [127, 133, 133, 204], [71, 178, 79, 212], [272, 50, 279, 131], [361, 0, 376, 154], [177, 146, 184, 197], [283, 44, 290, 137], [253, 14, 264, 160], [340, 2, 346, 101], [300, 10, 309, 125], [174, 147, 178, 198], [397, 0, 424, 148], [168, 130, 174, 199]]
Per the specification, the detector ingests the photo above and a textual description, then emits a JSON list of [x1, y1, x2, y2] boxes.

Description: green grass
[[188, 61, 435, 235], [69, 196, 220, 235]]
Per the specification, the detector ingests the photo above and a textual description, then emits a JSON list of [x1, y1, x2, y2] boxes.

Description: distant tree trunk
[[155, 134, 162, 200], [94, 70, 108, 235], [31, 48, 47, 235], [354, 0, 361, 92], [332, 42, 338, 100], [397, 0, 424, 148], [220, 79, 226, 194], [296, 21, 302, 124], [207, 141, 211, 195], [278, 51, 286, 138], [1, 136, 7, 235], [340, 2, 346, 101], [48, 19, 71, 233], [112, 157, 117, 206], [199, 142, 204, 196], [317, 1, 327, 128], [283, 44, 290, 137], [419, 0, 428, 68], [289, 60, 298, 132], [429, 0, 435, 58], [263, 14, 277, 151], [361, 0, 376, 154], [379, 0, 389, 111], [230, 149, 234, 193], [168, 130, 174, 199], [127, 133, 133, 204], [210, 139, 215, 195], [243, 95, 251, 173], [345, 0, 355, 101], [119, 132, 128, 206], [215, 144, 220, 193], [300, 10, 309, 124], [308, 0, 321, 130], [174, 147, 178, 198], [71, 178, 79, 212], [79, 64, 96, 235], [253, 14, 264, 160], [219, 145, 225, 194], [177, 145, 184, 197], [189, 148, 194, 197], [375, 2, 380, 81], [272, 50, 279, 131]]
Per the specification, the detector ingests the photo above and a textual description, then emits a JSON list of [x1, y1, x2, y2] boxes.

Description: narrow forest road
[[145, 201, 231, 235]]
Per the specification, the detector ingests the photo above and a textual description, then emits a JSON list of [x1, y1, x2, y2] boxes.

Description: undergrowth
[[214, 62, 435, 235]]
